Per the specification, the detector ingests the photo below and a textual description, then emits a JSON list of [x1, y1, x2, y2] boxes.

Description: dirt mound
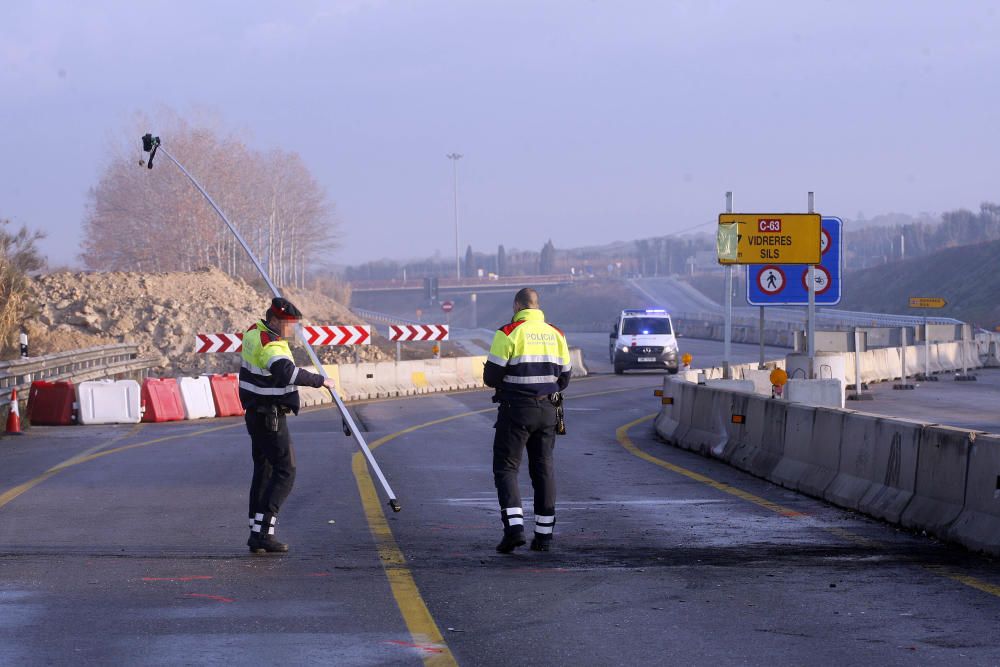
[[25, 267, 387, 375]]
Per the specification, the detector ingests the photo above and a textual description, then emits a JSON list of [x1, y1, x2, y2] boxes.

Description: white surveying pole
[[807, 191, 816, 379], [447, 153, 463, 280], [724, 191, 733, 379], [142, 135, 401, 512]]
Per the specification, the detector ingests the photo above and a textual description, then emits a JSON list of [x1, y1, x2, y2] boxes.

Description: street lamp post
[[447, 152, 462, 280]]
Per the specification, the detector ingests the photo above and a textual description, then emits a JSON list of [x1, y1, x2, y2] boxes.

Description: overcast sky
[[3, 1, 999, 268]]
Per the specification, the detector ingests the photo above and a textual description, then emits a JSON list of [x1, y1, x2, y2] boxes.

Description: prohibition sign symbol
[[821, 228, 832, 255], [757, 265, 785, 295], [802, 265, 832, 295]]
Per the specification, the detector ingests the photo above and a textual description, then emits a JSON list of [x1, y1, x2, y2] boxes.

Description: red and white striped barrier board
[[195, 333, 244, 353], [303, 325, 371, 346], [389, 324, 449, 342], [195, 326, 371, 352]]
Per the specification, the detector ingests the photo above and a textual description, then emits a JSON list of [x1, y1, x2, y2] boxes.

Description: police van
[[609, 309, 680, 375]]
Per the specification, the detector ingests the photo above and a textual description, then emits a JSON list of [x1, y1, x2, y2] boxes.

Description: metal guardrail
[[350, 308, 424, 327], [0, 344, 164, 409]]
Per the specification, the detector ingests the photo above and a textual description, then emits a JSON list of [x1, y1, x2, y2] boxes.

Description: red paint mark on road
[[185, 593, 234, 603], [384, 640, 444, 654], [143, 576, 213, 582], [306, 572, 332, 577], [780, 510, 805, 518]]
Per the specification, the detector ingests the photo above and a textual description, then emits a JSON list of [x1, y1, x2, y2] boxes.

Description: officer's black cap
[[266, 297, 303, 322]]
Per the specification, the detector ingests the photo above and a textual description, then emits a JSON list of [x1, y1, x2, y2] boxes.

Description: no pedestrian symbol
[[757, 265, 785, 295]]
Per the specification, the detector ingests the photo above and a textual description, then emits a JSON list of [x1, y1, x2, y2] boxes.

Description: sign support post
[[924, 312, 930, 380], [807, 192, 816, 379], [724, 191, 733, 379], [758, 306, 765, 370]]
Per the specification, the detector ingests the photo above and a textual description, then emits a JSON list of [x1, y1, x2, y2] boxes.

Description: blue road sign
[[746, 216, 842, 306]]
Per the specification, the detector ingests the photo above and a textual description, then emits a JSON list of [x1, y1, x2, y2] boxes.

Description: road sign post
[[908, 297, 947, 382], [724, 192, 733, 378], [807, 193, 816, 378]]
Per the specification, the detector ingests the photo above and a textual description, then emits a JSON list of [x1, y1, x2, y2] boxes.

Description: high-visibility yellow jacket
[[484, 308, 571, 399], [238, 321, 324, 414]]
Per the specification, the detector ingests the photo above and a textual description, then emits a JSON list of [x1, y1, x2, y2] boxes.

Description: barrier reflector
[[28, 381, 77, 426], [142, 378, 186, 423], [78, 380, 142, 425], [209, 374, 244, 417], [178, 376, 217, 420]]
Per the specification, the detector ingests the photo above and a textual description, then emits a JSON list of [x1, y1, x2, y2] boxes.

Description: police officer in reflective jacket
[[239, 297, 336, 554], [484, 288, 572, 553]]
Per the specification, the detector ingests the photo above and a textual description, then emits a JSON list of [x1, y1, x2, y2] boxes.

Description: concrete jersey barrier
[[653, 375, 1000, 556]]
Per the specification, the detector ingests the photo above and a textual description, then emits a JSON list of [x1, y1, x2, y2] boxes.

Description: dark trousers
[[493, 401, 557, 533], [246, 410, 296, 518]]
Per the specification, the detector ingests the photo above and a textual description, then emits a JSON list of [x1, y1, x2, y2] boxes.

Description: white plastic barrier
[[785, 379, 844, 409], [77, 379, 142, 425], [178, 376, 217, 420]]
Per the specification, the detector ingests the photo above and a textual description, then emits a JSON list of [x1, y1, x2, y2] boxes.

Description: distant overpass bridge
[[349, 274, 578, 294]]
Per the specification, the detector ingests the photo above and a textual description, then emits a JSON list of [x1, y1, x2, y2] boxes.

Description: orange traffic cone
[[5, 389, 23, 435]]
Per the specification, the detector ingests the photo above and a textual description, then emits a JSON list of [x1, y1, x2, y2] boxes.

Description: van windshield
[[621, 317, 671, 335]]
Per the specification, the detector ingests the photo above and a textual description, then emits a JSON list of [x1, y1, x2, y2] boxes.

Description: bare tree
[[82, 113, 339, 288]]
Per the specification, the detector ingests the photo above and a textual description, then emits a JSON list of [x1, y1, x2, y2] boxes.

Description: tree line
[[81, 115, 339, 289], [344, 233, 715, 281]]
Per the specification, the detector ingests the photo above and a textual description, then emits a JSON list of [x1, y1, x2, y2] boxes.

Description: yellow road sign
[[909, 297, 947, 309], [717, 213, 822, 265]]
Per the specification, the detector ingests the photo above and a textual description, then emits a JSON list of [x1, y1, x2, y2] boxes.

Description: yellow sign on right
[[909, 297, 947, 309], [717, 213, 821, 265]]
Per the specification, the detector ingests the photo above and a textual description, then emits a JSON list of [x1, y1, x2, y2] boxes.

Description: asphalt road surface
[[3, 365, 1000, 664]]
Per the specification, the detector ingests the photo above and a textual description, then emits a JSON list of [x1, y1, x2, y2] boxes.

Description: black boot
[[248, 513, 289, 554], [496, 527, 526, 554], [530, 533, 552, 552]]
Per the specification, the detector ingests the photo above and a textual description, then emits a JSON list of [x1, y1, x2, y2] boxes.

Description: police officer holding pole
[[239, 297, 337, 554], [484, 288, 571, 553]]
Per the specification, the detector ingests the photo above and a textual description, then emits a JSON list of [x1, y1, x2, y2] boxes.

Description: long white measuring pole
[[144, 136, 400, 512]]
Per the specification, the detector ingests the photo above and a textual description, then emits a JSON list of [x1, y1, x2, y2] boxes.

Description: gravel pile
[[24, 267, 386, 375]]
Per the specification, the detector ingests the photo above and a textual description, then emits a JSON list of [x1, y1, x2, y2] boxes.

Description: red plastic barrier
[[141, 378, 185, 423], [28, 381, 77, 426], [210, 373, 245, 417]]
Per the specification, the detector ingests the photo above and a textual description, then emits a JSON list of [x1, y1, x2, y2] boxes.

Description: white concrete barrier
[[653, 377, 682, 442], [900, 425, 974, 537], [825, 413, 921, 523], [178, 376, 217, 420], [569, 347, 588, 378], [949, 434, 1000, 556], [77, 380, 142, 425], [771, 406, 843, 497], [653, 370, 1000, 555], [726, 393, 787, 479]]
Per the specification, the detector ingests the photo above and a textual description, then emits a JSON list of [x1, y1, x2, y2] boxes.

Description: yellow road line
[[615, 415, 804, 518], [351, 382, 657, 666], [617, 412, 1000, 600], [0, 421, 243, 510], [353, 454, 457, 666]]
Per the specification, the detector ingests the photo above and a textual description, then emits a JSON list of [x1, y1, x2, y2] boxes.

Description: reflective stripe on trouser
[[246, 411, 296, 516], [492, 401, 557, 532], [250, 512, 277, 536], [534, 514, 555, 535]]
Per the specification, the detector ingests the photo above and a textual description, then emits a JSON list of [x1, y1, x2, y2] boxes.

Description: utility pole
[[447, 153, 463, 280]]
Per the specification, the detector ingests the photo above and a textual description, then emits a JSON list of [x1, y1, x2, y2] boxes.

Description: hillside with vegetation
[[839, 239, 1000, 328]]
